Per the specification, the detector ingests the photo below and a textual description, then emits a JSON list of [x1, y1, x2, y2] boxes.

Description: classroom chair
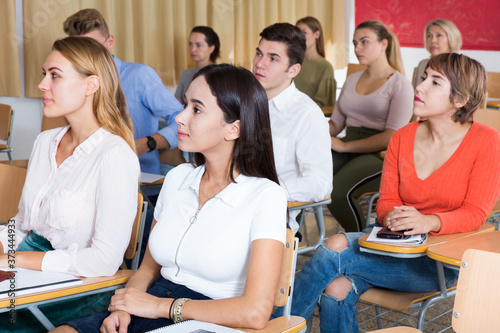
[[288, 197, 331, 255], [0, 163, 27, 223], [239, 229, 305, 333], [0, 104, 14, 161], [41, 115, 68, 132], [371, 249, 500, 333], [0, 192, 147, 330], [346, 63, 367, 77], [473, 108, 500, 228], [485, 72, 500, 109]]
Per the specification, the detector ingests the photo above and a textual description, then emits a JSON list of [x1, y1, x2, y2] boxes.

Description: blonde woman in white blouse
[[0, 37, 140, 277]]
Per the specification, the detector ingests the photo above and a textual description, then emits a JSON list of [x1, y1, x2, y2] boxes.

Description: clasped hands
[[101, 287, 171, 333], [384, 205, 441, 235]]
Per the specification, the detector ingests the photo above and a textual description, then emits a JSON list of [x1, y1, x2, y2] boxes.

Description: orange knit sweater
[[376, 121, 500, 235]]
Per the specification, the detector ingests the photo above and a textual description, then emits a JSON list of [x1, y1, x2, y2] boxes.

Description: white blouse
[[0, 127, 140, 277], [149, 163, 287, 299]]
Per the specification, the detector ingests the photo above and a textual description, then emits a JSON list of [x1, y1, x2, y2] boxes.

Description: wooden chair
[[0, 163, 27, 223], [0, 192, 147, 330], [0, 104, 14, 161], [288, 197, 332, 255], [237, 229, 305, 333], [451, 249, 500, 332], [485, 72, 500, 109], [473, 108, 500, 227], [346, 63, 367, 77], [372, 249, 500, 333], [41, 115, 68, 132]]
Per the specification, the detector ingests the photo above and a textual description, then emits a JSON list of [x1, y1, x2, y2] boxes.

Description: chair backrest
[[0, 104, 13, 142], [486, 72, 500, 99], [41, 116, 68, 132], [274, 228, 298, 314], [0, 163, 27, 223], [124, 192, 148, 270], [473, 108, 500, 131], [452, 249, 500, 332], [347, 63, 367, 78]]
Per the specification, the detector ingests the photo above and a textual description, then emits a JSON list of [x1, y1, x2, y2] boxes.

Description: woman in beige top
[[327, 20, 413, 232], [412, 19, 462, 89]]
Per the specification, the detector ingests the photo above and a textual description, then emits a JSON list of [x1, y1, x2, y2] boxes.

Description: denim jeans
[[284, 229, 459, 333], [62, 276, 211, 333]]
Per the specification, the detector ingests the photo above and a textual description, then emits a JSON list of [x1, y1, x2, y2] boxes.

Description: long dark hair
[[191, 26, 221, 63], [189, 64, 279, 185]]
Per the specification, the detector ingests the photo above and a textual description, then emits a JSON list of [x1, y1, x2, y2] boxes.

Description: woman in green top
[[295, 16, 336, 107]]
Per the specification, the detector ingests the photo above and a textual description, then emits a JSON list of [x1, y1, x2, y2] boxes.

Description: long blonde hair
[[356, 20, 405, 76], [52, 37, 135, 152]]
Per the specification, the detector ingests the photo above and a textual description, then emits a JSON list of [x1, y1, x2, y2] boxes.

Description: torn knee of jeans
[[325, 276, 355, 301]]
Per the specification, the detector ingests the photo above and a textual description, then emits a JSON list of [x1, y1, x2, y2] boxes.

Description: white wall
[[3, 0, 500, 161]]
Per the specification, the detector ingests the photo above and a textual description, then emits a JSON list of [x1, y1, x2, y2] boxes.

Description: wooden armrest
[[0, 270, 134, 307]]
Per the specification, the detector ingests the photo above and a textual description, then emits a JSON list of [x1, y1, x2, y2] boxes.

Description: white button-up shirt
[[0, 127, 140, 277], [268, 82, 333, 230]]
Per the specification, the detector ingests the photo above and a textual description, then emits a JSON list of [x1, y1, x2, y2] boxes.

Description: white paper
[[141, 172, 165, 184], [147, 320, 244, 333], [0, 268, 82, 299], [366, 227, 427, 244]]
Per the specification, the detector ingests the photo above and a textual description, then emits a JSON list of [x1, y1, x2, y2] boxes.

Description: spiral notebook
[[146, 320, 244, 333]]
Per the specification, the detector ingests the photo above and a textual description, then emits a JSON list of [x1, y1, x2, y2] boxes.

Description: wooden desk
[[487, 99, 500, 109], [239, 316, 306, 333], [0, 270, 133, 330], [358, 223, 495, 330], [358, 223, 494, 256], [321, 105, 333, 117], [0, 159, 29, 168], [427, 230, 500, 267]]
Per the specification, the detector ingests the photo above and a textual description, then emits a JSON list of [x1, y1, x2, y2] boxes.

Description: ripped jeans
[[286, 229, 459, 333]]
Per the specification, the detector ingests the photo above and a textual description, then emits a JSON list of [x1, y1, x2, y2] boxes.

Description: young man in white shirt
[[253, 23, 333, 232]]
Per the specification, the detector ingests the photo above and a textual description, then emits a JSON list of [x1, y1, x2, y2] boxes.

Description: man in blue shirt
[[63, 8, 183, 174]]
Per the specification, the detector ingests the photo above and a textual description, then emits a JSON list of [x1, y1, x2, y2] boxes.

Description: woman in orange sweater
[[284, 53, 500, 332]]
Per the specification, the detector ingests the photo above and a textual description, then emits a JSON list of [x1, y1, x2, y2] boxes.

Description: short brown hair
[[63, 8, 110, 37], [259, 23, 306, 67], [427, 53, 487, 123]]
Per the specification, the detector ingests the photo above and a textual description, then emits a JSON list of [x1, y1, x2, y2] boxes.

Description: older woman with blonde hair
[[413, 19, 462, 89]]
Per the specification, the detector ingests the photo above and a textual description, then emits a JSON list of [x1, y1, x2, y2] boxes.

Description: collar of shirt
[[50, 126, 108, 165], [178, 164, 249, 208], [269, 81, 296, 113]]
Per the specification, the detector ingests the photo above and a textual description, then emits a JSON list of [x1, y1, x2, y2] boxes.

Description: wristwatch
[[146, 136, 157, 152]]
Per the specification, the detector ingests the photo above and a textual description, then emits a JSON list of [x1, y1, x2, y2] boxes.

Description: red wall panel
[[355, 0, 500, 50]]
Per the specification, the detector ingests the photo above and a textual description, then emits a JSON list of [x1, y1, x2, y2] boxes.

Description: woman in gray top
[[174, 26, 220, 101]]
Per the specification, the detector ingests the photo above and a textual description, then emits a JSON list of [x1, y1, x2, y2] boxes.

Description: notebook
[[146, 320, 244, 333], [366, 226, 427, 244], [0, 268, 82, 299]]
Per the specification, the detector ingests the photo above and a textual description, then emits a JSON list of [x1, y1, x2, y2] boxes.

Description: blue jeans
[[283, 229, 459, 333], [61, 276, 211, 333]]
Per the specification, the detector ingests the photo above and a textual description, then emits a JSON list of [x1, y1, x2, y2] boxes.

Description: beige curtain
[[0, 0, 22, 97], [24, 0, 345, 98]]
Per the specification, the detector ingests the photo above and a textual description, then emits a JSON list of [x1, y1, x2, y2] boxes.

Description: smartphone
[[376, 228, 411, 240]]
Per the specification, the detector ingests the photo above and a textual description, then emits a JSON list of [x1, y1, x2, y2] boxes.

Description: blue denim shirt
[[114, 56, 183, 174]]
